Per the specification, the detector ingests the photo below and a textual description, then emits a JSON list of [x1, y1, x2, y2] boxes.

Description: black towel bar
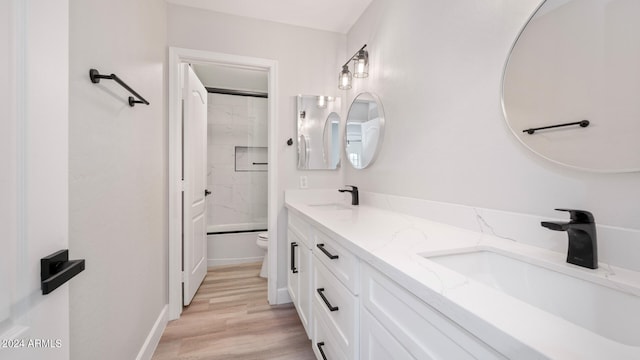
[[523, 120, 589, 135], [89, 68, 150, 107]]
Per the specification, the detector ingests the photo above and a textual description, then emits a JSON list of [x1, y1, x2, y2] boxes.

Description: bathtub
[[206, 223, 267, 267]]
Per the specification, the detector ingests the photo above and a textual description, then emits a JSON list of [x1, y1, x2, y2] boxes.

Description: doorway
[[168, 48, 279, 320], [191, 63, 269, 268]]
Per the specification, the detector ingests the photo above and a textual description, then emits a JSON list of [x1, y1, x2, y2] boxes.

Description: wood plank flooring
[[152, 262, 316, 360]]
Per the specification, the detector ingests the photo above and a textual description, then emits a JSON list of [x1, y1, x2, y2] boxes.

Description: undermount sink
[[308, 203, 352, 210], [422, 248, 640, 347]]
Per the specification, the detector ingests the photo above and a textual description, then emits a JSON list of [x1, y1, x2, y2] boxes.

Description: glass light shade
[[339, 65, 352, 90], [353, 50, 369, 78]]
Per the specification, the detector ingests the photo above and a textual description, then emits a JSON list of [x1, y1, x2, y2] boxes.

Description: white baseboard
[[136, 304, 168, 360], [275, 286, 292, 305], [207, 256, 263, 268]]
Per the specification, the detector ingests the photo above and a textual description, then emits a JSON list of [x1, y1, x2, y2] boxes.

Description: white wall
[[168, 4, 347, 290], [68, 0, 167, 359], [345, 0, 640, 231]]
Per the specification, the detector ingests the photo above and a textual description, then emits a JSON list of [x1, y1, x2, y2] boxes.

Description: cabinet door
[[361, 308, 416, 360], [361, 264, 505, 360], [298, 243, 312, 337], [287, 230, 301, 304]]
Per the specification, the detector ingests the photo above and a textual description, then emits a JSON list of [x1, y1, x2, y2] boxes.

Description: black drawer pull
[[316, 243, 339, 260], [317, 288, 339, 312], [316, 342, 328, 360], [290, 242, 298, 273]]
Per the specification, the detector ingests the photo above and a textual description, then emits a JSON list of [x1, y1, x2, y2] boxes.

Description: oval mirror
[[296, 95, 341, 170], [502, 0, 640, 172], [345, 92, 385, 169], [324, 112, 341, 169]]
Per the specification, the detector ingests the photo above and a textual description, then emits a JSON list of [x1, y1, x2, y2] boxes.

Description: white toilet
[[256, 232, 269, 278]]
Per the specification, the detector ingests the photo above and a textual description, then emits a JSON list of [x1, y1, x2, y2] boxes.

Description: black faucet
[[541, 209, 598, 269], [338, 185, 359, 206]]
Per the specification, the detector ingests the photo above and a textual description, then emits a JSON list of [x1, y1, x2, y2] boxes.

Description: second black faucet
[[338, 185, 359, 206], [541, 208, 598, 269]]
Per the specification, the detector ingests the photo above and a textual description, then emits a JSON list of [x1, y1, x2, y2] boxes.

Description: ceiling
[[166, 0, 372, 34]]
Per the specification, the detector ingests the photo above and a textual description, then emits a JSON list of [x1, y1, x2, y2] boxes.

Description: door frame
[[168, 47, 279, 320]]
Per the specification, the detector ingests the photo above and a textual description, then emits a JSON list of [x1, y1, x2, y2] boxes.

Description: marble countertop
[[285, 190, 640, 360]]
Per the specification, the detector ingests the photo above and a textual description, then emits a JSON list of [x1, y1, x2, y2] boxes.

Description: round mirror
[[502, 0, 640, 172], [345, 92, 385, 169]]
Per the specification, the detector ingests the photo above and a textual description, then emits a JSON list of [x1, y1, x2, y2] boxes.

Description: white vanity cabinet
[[360, 263, 506, 360], [287, 213, 313, 338], [287, 208, 504, 360]]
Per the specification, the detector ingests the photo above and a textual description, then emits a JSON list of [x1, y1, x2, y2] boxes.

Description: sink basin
[[423, 248, 640, 346], [308, 203, 352, 210]]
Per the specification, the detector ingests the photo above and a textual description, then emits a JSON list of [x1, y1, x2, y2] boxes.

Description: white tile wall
[[207, 93, 268, 229]]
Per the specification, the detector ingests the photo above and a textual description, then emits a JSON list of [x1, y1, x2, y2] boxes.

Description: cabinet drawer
[[313, 228, 359, 293], [361, 264, 505, 360], [313, 258, 358, 359], [288, 212, 311, 247], [313, 306, 350, 360]]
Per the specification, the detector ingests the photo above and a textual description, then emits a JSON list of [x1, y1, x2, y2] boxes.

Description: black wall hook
[[89, 69, 150, 107]]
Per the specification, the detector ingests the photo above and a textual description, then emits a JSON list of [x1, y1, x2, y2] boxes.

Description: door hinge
[[180, 180, 185, 192], [181, 271, 185, 282]]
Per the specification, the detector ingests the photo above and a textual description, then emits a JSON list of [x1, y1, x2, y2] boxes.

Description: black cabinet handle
[[316, 342, 328, 360], [290, 242, 298, 274], [204, 189, 212, 197], [41, 249, 85, 295], [317, 288, 339, 312], [317, 244, 339, 260]]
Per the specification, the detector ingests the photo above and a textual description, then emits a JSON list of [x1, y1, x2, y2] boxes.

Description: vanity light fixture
[[339, 65, 352, 90], [338, 44, 368, 90], [353, 48, 368, 78]]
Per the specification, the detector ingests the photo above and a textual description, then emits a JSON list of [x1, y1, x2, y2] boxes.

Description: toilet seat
[[256, 232, 268, 248], [257, 232, 269, 278]]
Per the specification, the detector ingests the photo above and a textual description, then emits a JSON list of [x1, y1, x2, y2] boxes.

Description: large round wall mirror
[[502, 0, 640, 172], [345, 92, 385, 169]]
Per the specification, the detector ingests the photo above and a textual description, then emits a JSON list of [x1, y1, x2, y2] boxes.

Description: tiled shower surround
[[206, 93, 268, 230]]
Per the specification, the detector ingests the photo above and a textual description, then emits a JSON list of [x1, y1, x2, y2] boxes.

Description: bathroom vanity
[[285, 190, 640, 360]]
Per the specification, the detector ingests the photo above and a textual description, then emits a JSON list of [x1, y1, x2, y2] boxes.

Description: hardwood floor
[[152, 262, 316, 360]]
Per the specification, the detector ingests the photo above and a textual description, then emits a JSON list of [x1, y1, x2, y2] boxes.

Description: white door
[[1, 0, 71, 359], [182, 64, 208, 305]]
